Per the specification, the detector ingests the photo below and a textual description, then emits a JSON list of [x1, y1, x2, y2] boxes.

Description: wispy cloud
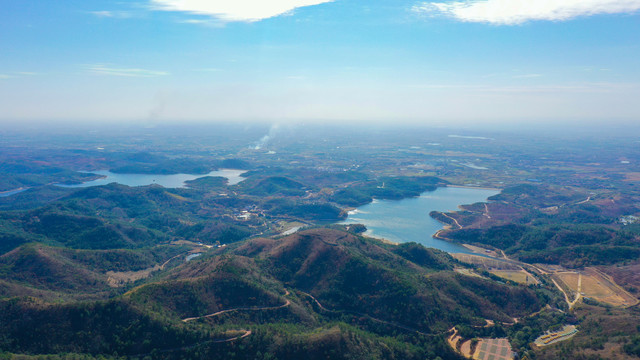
[[194, 68, 224, 72], [413, 0, 640, 25], [0, 72, 38, 79], [150, 0, 334, 22], [86, 65, 169, 77], [178, 18, 226, 27], [89, 10, 134, 18], [513, 74, 542, 79], [181, 19, 209, 24], [407, 82, 639, 93]]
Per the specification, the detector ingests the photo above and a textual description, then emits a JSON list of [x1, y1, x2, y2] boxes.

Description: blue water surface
[[340, 186, 499, 254]]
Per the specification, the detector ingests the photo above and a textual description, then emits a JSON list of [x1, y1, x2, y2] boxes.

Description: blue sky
[[1, 0, 640, 124]]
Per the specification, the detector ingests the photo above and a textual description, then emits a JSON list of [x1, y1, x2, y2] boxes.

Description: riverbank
[[434, 229, 499, 257]]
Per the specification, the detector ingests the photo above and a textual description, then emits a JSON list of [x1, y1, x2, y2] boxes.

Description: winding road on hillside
[[298, 290, 450, 337], [440, 212, 463, 229], [137, 288, 294, 354], [552, 278, 581, 309], [182, 290, 291, 322]]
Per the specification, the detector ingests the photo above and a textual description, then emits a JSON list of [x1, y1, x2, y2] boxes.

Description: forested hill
[[0, 228, 545, 359]]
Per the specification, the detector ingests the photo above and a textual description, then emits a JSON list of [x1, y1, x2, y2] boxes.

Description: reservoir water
[[340, 186, 499, 254], [58, 169, 247, 189]]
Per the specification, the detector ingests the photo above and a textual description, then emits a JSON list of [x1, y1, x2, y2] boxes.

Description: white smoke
[[253, 124, 279, 150]]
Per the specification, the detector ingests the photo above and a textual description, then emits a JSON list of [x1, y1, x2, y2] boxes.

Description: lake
[[340, 186, 499, 254], [58, 169, 247, 188]]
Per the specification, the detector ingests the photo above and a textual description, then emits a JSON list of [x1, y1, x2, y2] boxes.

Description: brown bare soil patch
[[473, 338, 514, 360], [489, 270, 539, 285], [462, 244, 500, 258], [170, 240, 201, 246], [454, 268, 485, 279], [460, 340, 473, 358], [448, 334, 461, 351], [555, 269, 638, 307], [623, 172, 640, 181], [555, 272, 580, 291], [451, 254, 520, 270], [106, 265, 161, 287]]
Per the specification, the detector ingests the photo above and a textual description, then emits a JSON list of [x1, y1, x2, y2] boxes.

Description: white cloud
[[413, 0, 640, 25], [178, 18, 226, 27], [150, 0, 334, 22], [86, 65, 169, 77], [0, 74, 11, 80], [180, 19, 209, 24], [89, 10, 134, 18]]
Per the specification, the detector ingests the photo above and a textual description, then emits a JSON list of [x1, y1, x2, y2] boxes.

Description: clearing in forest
[[473, 338, 514, 360], [489, 269, 539, 285], [555, 269, 638, 308]]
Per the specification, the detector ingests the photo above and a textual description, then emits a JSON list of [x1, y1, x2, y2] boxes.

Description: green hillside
[[0, 228, 547, 359]]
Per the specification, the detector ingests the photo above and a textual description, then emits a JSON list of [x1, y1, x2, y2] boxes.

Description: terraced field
[[473, 338, 514, 360], [534, 325, 578, 347]]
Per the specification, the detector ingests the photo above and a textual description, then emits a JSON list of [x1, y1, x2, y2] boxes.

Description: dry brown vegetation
[[489, 270, 539, 285], [536, 304, 640, 360], [554, 268, 638, 308], [451, 253, 520, 270], [472, 338, 514, 360], [106, 265, 161, 287], [624, 172, 640, 181], [601, 261, 640, 294]]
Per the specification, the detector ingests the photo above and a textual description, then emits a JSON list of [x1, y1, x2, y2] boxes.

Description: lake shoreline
[[56, 168, 248, 189], [446, 184, 502, 191], [339, 186, 499, 255]]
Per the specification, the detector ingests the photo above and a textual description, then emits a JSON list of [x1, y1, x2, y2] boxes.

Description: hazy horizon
[[2, 118, 640, 143]]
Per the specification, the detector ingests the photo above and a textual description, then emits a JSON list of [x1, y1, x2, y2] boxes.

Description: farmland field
[[473, 338, 514, 360], [555, 272, 581, 292], [489, 270, 539, 285], [555, 269, 639, 308], [451, 254, 520, 270]]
